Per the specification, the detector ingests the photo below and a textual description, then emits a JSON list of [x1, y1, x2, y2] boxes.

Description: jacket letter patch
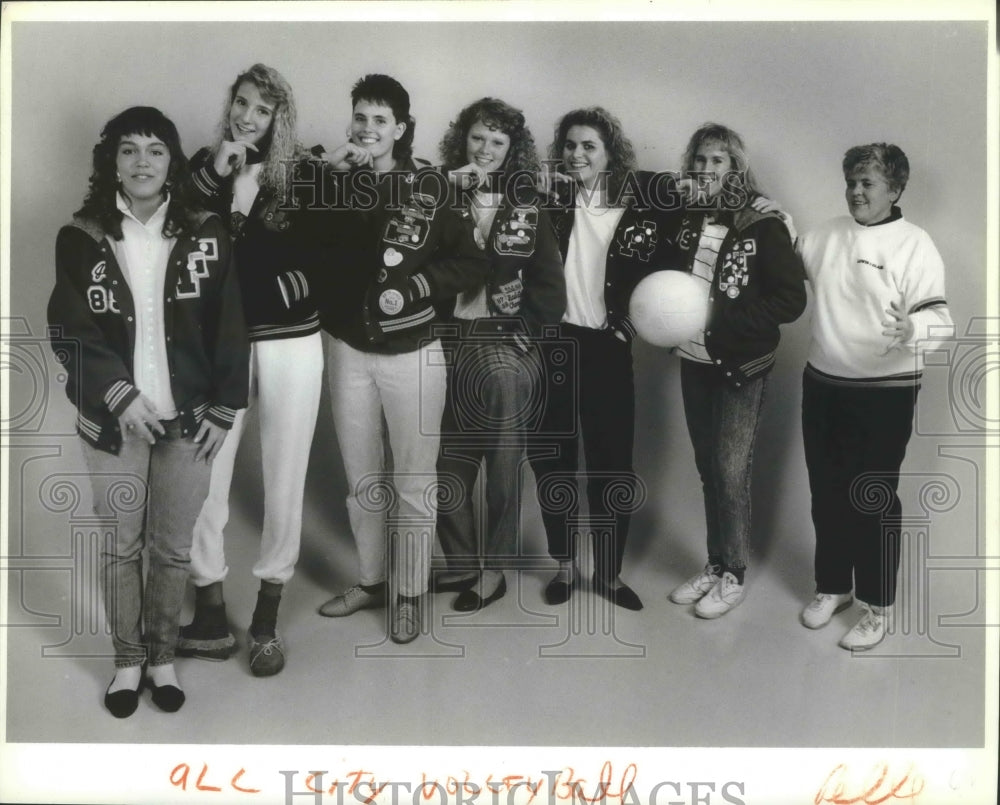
[[176, 239, 218, 299], [616, 220, 658, 261], [87, 285, 120, 314], [494, 207, 538, 257], [384, 193, 437, 251]]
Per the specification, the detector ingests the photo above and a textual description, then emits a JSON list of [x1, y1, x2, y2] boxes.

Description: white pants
[[326, 334, 446, 597], [190, 333, 323, 586]]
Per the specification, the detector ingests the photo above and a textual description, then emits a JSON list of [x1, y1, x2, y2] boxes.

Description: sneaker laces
[[807, 594, 834, 611], [857, 608, 885, 635], [252, 636, 283, 657], [693, 566, 720, 590]]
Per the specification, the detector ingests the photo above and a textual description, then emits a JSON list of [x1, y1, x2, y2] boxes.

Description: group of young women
[[48, 62, 951, 718]]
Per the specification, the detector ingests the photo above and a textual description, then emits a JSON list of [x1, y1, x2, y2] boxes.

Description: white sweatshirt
[[797, 211, 954, 386]]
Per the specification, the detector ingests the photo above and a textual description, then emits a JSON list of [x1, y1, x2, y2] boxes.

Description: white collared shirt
[[112, 192, 178, 418]]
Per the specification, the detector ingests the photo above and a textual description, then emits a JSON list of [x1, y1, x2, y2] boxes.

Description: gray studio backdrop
[[5, 18, 991, 743]]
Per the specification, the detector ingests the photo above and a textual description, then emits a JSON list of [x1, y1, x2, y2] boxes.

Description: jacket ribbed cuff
[[205, 405, 239, 430], [617, 316, 637, 341], [103, 380, 139, 417], [511, 332, 533, 353], [191, 163, 224, 197], [409, 273, 432, 300], [277, 270, 310, 309]]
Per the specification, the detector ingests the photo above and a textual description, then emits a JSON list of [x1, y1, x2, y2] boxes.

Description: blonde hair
[[214, 63, 307, 199]]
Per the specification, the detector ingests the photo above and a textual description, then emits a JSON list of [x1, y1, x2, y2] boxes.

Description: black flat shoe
[[431, 574, 478, 594], [453, 575, 507, 612], [593, 576, 644, 611], [104, 677, 142, 719], [544, 571, 578, 605], [147, 679, 186, 713]]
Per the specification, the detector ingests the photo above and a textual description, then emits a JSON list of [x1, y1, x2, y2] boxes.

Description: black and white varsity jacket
[[665, 202, 807, 387], [47, 211, 249, 454], [303, 158, 490, 354], [190, 147, 320, 342]]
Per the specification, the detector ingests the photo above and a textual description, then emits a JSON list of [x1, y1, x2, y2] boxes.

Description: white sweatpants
[[190, 332, 323, 586]]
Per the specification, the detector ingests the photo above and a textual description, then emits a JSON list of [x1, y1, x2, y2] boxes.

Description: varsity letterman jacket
[[441, 185, 566, 350], [47, 212, 249, 455], [190, 147, 320, 342], [549, 171, 679, 342], [307, 159, 490, 354], [666, 202, 807, 387]]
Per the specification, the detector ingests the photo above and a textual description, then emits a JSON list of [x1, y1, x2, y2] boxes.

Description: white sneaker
[[838, 604, 891, 651], [694, 572, 745, 619], [669, 564, 722, 604], [801, 592, 854, 629]]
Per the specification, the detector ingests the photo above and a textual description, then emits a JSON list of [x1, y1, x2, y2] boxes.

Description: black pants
[[527, 323, 636, 582], [801, 370, 918, 607]]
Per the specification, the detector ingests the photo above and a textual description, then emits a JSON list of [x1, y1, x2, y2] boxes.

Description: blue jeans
[[82, 420, 211, 668], [680, 360, 768, 571], [437, 329, 543, 572]]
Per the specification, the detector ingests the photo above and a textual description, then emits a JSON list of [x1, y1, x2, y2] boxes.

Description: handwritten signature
[[815, 763, 925, 805]]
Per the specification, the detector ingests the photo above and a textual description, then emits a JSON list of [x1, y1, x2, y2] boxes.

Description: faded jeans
[[680, 359, 768, 571], [82, 419, 211, 668], [437, 328, 543, 573]]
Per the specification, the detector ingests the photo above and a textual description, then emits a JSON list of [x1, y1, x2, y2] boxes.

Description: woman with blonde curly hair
[[178, 63, 324, 678], [431, 97, 565, 611]]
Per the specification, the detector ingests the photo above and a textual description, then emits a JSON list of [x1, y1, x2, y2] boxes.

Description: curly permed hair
[[438, 97, 540, 177], [549, 107, 637, 203], [76, 106, 199, 240], [214, 63, 308, 198]]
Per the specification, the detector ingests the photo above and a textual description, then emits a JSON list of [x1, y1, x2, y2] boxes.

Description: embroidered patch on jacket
[[856, 258, 885, 270], [718, 237, 756, 299], [87, 285, 120, 314], [384, 192, 437, 251], [87, 260, 119, 313], [176, 237, 219, 299], [494, 207, 538, 257], [615, 219, 658, 261], [675, 216, 697, 251], [491, 275, 524, 315]]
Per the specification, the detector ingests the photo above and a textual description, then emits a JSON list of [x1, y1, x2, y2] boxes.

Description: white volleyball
[[629, 271, 709, 348]]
